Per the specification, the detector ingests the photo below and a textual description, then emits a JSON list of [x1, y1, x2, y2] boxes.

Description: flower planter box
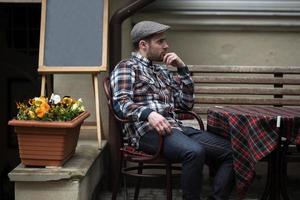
[[8, 112, 90, 167]]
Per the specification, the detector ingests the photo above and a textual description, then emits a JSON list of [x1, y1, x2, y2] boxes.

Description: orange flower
[[35, 102, 50, 118]]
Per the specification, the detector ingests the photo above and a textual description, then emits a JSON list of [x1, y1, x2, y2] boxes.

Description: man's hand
[[163, 52, 185, 68], [148, 112, 172, 135]]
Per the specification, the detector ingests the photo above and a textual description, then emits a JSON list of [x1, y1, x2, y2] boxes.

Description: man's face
[[142, 32, 169, 62]]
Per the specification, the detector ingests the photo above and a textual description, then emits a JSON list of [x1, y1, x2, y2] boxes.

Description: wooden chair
[[103, 77, 204, 200]]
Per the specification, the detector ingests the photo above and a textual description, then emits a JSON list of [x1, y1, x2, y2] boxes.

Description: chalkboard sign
[[38, 0, 108, 73]]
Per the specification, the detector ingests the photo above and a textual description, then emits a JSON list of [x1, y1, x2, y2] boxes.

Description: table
[[207, 106, 300, 200]]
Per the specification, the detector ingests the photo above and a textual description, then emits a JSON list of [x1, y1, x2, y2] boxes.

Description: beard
[[147, 50, 165, 62]]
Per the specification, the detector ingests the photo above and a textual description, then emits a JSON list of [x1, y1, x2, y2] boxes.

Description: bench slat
[[193, 105, 300, 115], [195, 87, 300, 95], [193, 77, 300, 84], [189, 65, 300, 74], [195, 97, 300, 106]]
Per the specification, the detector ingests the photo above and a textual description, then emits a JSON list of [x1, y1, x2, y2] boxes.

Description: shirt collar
[[131, 52, 153, 68]]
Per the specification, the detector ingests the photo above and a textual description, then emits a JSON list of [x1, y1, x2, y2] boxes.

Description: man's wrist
[[177, 66, 190, 75], [140, 108, 154, 121]]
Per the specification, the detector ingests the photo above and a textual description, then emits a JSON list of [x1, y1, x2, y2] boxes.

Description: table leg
[[274, 142, 281, 200], [260, 138, 290, 200], [260, 154, 273, 200], [280, 140, 290, 200]]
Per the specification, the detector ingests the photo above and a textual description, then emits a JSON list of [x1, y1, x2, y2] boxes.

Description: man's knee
[[183, 145, 206, 163], [223, 147, 233, 161]]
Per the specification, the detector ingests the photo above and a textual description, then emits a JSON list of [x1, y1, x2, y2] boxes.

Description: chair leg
[[134, 162, 143, 200], [123, 174, 128, 200], [166, 162, 172, 200], [121, 161, 129, 200]]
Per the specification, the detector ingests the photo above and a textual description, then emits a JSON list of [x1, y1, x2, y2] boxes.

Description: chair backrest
[[103, 77, 131, 123], [103, 76, 164, 162], [103, 76, 125, 169], [103, 77, 113, 112]]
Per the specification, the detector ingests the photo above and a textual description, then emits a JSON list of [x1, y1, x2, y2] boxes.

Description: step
[[9, 132, 108, 200]]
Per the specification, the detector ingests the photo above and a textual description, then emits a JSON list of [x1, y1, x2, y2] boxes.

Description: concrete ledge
[[9, 131, 108, 200]]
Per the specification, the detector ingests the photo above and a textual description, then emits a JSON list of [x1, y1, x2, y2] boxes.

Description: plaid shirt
[[110, 52, 194, 148]]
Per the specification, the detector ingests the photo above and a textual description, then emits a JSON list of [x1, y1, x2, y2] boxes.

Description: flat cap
[[131, 21, 170, 43]]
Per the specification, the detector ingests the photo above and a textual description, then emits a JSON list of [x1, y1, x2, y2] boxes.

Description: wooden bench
[[186, 65, 300, 120]]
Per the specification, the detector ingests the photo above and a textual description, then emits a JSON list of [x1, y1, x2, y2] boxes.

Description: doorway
[[0, 3, 41, 199]]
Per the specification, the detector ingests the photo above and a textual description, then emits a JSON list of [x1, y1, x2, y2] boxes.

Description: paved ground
[[96, 162, 300, 200]]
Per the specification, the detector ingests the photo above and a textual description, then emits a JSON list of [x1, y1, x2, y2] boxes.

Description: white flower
[[71, 99, 85, 112], [71, 103, 79, 111], [50, 93, 61, 104]]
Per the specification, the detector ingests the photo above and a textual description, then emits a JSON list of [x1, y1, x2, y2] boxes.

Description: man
[[110, 21, 234, 200]]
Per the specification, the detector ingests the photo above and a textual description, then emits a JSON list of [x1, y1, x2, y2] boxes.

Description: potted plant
[[8, 94, 90, 167]]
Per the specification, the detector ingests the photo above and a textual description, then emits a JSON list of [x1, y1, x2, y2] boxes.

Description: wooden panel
[[193, 76, 300, 84], [195, 97, 300, 105], [187, 65, 300, 119], [189, 65, 300, 74], [193, 105, 297, 115], [195, 87, 300, 95]]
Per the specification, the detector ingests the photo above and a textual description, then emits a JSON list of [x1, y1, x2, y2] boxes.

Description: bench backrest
[[186, 65, 300, 119]]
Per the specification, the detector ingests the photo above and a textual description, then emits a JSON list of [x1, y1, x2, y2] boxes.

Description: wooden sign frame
[[38, 0, 109, 149], [38, 0, 108, 73]]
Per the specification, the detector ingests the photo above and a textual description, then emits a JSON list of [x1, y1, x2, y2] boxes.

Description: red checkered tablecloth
[[207, 106, 300, 196]]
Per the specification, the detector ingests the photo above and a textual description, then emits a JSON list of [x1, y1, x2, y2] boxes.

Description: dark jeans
[[139, 127, 235, 200]]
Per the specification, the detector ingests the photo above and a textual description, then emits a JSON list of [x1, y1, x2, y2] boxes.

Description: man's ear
[[139, 40, 148, 50]]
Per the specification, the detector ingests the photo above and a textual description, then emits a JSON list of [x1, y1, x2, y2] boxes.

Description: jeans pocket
[[182, 126, 202, 137]]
